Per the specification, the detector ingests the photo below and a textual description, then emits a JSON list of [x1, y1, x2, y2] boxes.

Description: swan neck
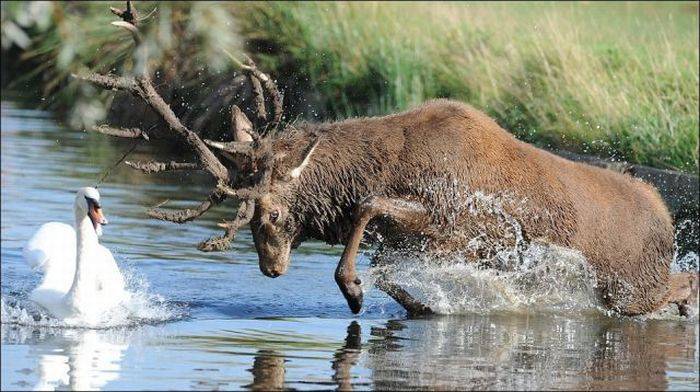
[[72, 212, 98, 288]]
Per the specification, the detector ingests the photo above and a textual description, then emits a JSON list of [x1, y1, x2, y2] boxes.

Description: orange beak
[[89, 205, 108, 227]]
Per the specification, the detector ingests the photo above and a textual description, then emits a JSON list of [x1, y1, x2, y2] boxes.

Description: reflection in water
[[365, 314, 698, 390], [60, 330, 127, 391], [1, 315, 698, 390], [3, 326, 127, 391], [246, 350, 286, 391], [332, 321, 362, 391], [243, 321, 364, 391], [172, 316, 698, 390]]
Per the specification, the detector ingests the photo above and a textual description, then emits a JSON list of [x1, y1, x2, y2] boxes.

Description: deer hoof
[[339, 279, 363, 314]]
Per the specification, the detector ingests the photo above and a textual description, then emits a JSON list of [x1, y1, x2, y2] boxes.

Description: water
[[1, 100, 698, 390]]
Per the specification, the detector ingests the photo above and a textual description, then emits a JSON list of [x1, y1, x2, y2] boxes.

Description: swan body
[[23, 187, 128, 324]]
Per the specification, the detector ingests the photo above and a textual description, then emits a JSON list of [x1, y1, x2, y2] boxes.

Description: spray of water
[[1, 266, 185, 329], [365, 243, 602, 315], [364, 190, 698, 319]]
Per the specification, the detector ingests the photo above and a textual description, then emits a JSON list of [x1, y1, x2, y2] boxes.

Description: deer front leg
[[336, 196, 430, 314]]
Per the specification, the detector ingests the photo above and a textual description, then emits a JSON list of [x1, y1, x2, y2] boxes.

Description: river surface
[[1, 100, 698, 390]]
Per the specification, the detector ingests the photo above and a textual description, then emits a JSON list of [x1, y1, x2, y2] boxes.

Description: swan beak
[[89, 205, 108, 227]]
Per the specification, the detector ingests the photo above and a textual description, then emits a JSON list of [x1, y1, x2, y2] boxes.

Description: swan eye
[[269, 210, 280, 223]]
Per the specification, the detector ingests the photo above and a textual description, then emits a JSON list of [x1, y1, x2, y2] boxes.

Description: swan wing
[[23, 222, 76, 272], [24, 222, 77, 310]]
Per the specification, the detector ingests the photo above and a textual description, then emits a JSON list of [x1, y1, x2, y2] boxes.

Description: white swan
[[23, 187, 128, 324]]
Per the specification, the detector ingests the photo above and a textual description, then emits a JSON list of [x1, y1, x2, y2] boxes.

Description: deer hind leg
[[336, 196, 430, 314], [374, 277, 434, 317], [667, 272, 699, 317]]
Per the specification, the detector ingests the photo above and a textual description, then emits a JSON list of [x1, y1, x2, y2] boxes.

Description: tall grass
[[240, 1, 699, 172], [2, 1, 698, 172]]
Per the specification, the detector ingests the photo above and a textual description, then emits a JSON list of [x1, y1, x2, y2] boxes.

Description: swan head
[[75, 187, 108, 236]]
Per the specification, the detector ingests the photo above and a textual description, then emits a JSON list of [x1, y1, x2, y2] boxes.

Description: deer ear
[[232, 105, 253, 143], [290, 138, 320, 179]]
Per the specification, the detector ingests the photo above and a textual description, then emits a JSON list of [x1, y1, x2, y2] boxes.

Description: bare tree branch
[[198, 200, 255, 252], [80, 2, 230, 183], [91, 124, 149, 140], [125, 160, 201, 173], [110, 0, 139, 25], [134, 79, 230, 181], [112, 20, 142, 44], [72, 72, 137, 91], [74, 1, 288, 245]]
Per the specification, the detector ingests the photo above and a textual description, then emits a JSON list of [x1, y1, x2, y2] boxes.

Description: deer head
[[243, 134, 321, 277]]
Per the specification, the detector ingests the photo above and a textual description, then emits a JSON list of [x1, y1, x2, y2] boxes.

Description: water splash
[[365, 189, 697, 319], [672, 251, 699, 273], [366, 243, 602, 315], [0, 266, 185, 329], [673, 218, 699, 273], [365, 189, 604, 315]]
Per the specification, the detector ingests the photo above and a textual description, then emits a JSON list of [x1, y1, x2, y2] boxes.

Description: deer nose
[[261, 266, 281, 278]]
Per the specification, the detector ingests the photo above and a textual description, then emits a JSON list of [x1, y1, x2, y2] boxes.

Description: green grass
[[2, 1, 698, 173], [239, 1, 699, 173]]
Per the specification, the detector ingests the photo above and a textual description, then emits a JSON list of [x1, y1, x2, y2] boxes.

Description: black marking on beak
[[85, 196, 101, 209]]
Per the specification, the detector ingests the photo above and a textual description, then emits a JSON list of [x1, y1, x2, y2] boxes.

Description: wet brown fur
[[256, 99, 677, 315]]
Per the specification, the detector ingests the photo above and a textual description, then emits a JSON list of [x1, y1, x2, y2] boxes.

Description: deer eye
[[269, 210, 280, 223]]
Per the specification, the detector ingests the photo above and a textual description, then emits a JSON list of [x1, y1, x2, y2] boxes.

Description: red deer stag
[[77, 2, 697, 317]]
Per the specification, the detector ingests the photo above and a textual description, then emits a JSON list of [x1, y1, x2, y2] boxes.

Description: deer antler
[[223, 49, 283, 134], [147, 191, 226, 223], [124, 160, 201, 173], [74, 1, 283, 251], [198, 200, 255, 252], [243, 55, 283, 133]]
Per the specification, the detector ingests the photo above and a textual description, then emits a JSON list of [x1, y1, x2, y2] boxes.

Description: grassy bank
[[2, 1, 698, 173], [241, 2, 699, 172]]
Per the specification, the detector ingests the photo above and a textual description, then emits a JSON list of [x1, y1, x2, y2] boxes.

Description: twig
[[72, 72, 137, 91], [91, 124, 149, 140], [125, 160, 202, 173]]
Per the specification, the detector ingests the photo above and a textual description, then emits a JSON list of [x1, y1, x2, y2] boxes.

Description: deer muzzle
[[257, 242, 291, 278]]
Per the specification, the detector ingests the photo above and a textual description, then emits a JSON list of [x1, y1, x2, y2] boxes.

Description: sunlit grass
[[240, 1, 699, 172]]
